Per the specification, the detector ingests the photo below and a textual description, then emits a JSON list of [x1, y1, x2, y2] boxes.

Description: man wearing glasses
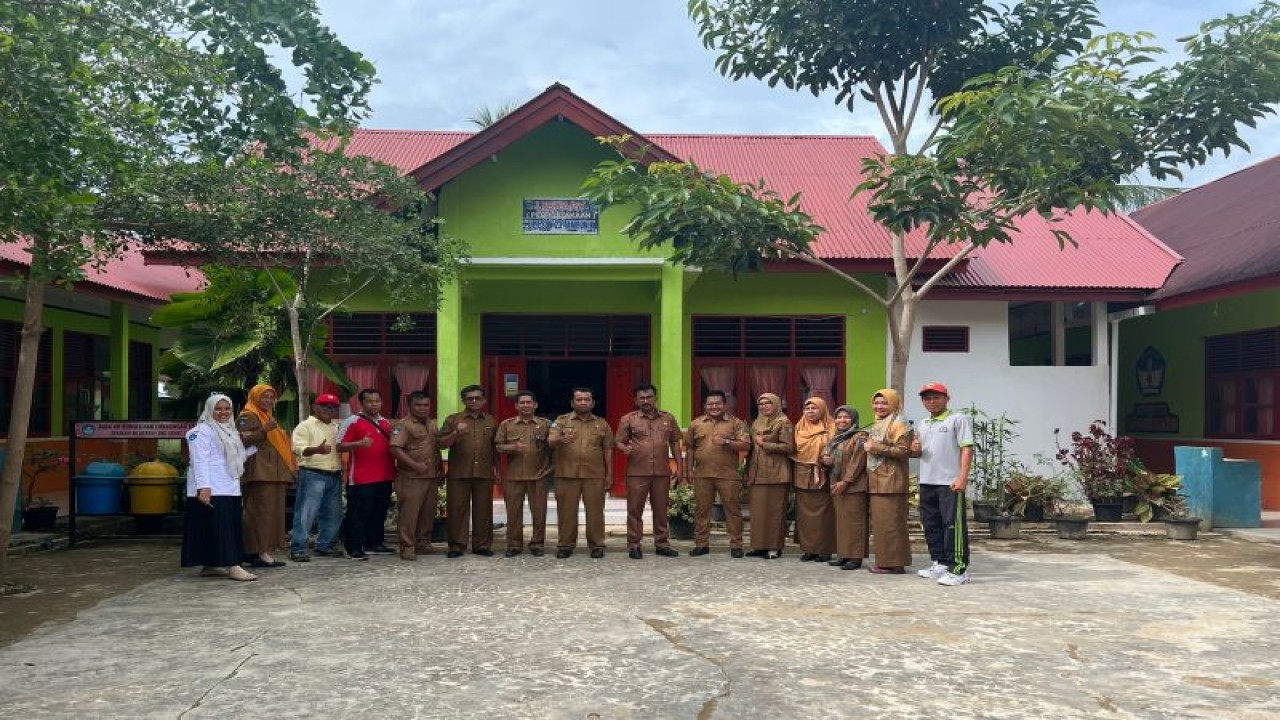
[[439, 385, 499, 558]]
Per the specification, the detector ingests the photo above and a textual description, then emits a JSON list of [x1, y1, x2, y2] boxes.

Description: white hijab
[[200, 393, 248, 480]]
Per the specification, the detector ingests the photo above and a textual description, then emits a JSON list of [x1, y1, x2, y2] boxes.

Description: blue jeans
[[290, 468, 343, 554]]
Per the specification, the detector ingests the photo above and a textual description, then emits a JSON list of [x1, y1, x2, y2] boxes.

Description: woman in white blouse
[[181, 394, 258, 581]]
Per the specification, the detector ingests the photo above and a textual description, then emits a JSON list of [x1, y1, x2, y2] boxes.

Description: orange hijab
[[791, 396, 834, 464], [244, 384, 296, 471]]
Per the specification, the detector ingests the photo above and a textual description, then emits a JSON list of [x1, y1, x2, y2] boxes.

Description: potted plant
[[432, 485, 448, 542], [1052, 504, 1092, 540], [1163, 495, 1202, 541], [1055, 421, 1137, 522], [966, 406, 1019, 522], [668, 481, 696, 540], [1125, 464, 1182, 523], [1001, 467, 1066, 522], [20, 447, 69, 531]]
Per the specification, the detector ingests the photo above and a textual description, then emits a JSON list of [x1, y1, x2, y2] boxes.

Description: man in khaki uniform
[[439, 384, 499, 558], [684, 390, 750, 558], [389, 392, 443, 561], [548, 387, 614, 559], [494, 390, 553, 557], [616, 383, 683, 559]]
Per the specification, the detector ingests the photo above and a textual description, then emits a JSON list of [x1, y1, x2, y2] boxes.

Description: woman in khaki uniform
[[824, 405, 870, 570], [864, 388, 913, 574], [790, 396, 835, 562], [744, 393, 795, 559], [237, 384, 296, 567]]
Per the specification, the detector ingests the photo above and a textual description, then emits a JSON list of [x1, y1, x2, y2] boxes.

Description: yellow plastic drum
[[127, 460, 179, 515]]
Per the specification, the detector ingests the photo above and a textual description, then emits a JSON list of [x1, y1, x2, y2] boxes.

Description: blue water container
[[76, 461, 127, 515]]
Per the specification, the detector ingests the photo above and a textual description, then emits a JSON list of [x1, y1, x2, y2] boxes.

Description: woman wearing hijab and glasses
[[863, 389, 914, 574], [237, 384, 297, 568], [744, 393, 796, 559], [790, 396, 836, 562], [182, 394, 258, 581], [823, 405, 870, 570]]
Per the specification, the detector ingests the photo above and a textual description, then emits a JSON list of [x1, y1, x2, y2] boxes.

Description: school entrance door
[[482, 314, 650, 496]]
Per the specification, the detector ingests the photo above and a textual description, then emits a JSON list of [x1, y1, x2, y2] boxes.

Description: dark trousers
[[919, 484, 970, 573], [346, 480, 391, 553]]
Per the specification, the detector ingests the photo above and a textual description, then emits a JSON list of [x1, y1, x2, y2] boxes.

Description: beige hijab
[[868, 388, 909, 471], [751, 393, 787, 435]]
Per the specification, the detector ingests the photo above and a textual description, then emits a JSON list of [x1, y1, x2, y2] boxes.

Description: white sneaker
[[917, 561, 947, 579], [938, 571, 970, 586]]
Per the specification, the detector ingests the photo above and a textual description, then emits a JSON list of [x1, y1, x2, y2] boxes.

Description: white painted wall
[[899, 299, 1111, 472]]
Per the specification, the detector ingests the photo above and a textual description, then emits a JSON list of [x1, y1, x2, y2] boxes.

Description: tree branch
[[772, 244, 887, 306], [914, 242, 978, 299]]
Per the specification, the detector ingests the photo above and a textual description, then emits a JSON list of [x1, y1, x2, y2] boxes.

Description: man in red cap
[[289, 392, 344, 562], [910, 382, 975, 586]]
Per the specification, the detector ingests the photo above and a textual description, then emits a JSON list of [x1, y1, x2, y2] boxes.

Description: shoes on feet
[[247, 557, 286, 568], [689, 546, 709, 557], [869, 565, 904, 574], [312, 547, 343, 558], [227, 566, 258, 582], [400, 552, 417, 561], [815, 554, 832, 563], [917, 561, 948, 579], [348, 551, 368, 561], [799, 553, 817, 562], [840, 560, 863, 570], [827, 557, 846, 566], [730, 548, 744, 558], [556, 548, 573, 559], [655, 546, 679, 558], [628, 548, 643, 560], [504, 549, 522, 558], [590, 548, 605, 559], [530, 547, 546, 557], [765, 549, 782, 559], [938, 571, 971, 586], [446, 550, 464, 559], [745, 549, 768, 558], [289, 552, 310, 563], [366, 545, 395, 555], [473, 548, 495, 557]]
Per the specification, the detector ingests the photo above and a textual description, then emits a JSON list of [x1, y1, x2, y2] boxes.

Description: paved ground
[[2, 524, 1280, 719]]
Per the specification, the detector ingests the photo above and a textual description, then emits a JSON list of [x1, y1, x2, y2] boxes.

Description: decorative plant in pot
[[668, 481, 696, 540], [21, 447, 70, 531], [1002, 467, 1067, 522], [432, 485, 448, 543], [1124, 463, 1182, 523], [1163, 495, 1202, 541], [1055, 421, 1137, 522], [967, 406, 1019, 522]]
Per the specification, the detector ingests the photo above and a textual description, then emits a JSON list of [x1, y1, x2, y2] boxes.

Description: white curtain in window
[[344, 364, 379, 414], [749, 364, 787, 406], [699, 365, 737, 416], [800, 365, 837, 409], [392, 364, 430, 417]]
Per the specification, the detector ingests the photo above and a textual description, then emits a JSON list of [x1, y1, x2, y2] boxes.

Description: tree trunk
[[287, 301, 309, 411], [888, 292, 919, 394], [0, 272, 48, 586]]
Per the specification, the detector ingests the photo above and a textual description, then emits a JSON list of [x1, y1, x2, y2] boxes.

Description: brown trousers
[[748, 483, 788, 551], [556, 477, 607, 550], [503, 478, 548, 550], [626, 475, 672, 548], [447, 477, 494, 552], [795, 487, 835, 555], [242, 481, 286, 555], [694, 477, 743, 549], [395, 476, 439, 554], [833, 491, 869, 560], [869, 492, 913, 568]]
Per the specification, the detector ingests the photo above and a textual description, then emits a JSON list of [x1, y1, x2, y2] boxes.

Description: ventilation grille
[[331, 314, 437, 355], [482, 315, 650, 357], [693, 316, 843, 358], [1207, 328, 1280, 374], [922, 326, 971, 353]]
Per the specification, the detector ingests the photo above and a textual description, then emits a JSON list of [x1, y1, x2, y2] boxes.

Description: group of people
[[180, 379, 974, 587]]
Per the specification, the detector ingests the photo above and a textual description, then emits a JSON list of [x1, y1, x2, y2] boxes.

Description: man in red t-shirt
[[337, 388, 397, 560]]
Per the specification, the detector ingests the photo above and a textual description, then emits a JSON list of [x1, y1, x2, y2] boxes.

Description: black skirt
[[180, 495, 244, 568]]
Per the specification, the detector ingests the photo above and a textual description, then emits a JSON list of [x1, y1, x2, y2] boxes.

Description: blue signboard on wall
[[522, 198, 599, 234]]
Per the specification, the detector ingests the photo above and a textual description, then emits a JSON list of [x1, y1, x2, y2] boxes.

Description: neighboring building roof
[[0, 242, 203, 305], [1131, 154, 1280, 307], [324, 82, 1182, 295]]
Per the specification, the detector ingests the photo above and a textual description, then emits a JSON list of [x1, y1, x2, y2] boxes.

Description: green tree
[[0, 0, 374, 587], [127, 147, 466, 406], [583, 0, 1280, 391]]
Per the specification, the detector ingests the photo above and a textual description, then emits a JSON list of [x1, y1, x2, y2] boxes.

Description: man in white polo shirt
[[910, 382, 974, 586]]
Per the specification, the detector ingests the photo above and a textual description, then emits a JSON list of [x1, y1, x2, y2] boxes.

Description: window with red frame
[[1206, 328, 1279, 439], [328, 313, 437, 416], [692, 316, 843, 421]]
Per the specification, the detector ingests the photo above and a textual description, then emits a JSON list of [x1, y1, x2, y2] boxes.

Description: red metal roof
[[311, 130, 470, 175], [1131, 153, 1280, 305], [1, 242, 202, 305], [941, 210, 1181, 293]]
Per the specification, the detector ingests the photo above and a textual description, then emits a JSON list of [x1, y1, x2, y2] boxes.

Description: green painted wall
[[1118, 287, 1280, 438]]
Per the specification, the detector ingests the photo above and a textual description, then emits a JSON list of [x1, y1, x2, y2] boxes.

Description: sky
[[309, 0, 1279, 189]]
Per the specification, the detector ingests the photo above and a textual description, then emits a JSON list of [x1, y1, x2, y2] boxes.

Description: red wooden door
[[605, 357, 649, 497]]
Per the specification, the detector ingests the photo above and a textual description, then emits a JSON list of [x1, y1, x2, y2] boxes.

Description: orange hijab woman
[[238, 384, 296, 567]]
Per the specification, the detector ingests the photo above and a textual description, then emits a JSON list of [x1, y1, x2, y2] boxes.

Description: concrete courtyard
[[2, 523, 1280, 719]]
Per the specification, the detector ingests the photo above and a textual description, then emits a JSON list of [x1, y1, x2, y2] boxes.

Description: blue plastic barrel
[[76, 461, 127, 515]]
